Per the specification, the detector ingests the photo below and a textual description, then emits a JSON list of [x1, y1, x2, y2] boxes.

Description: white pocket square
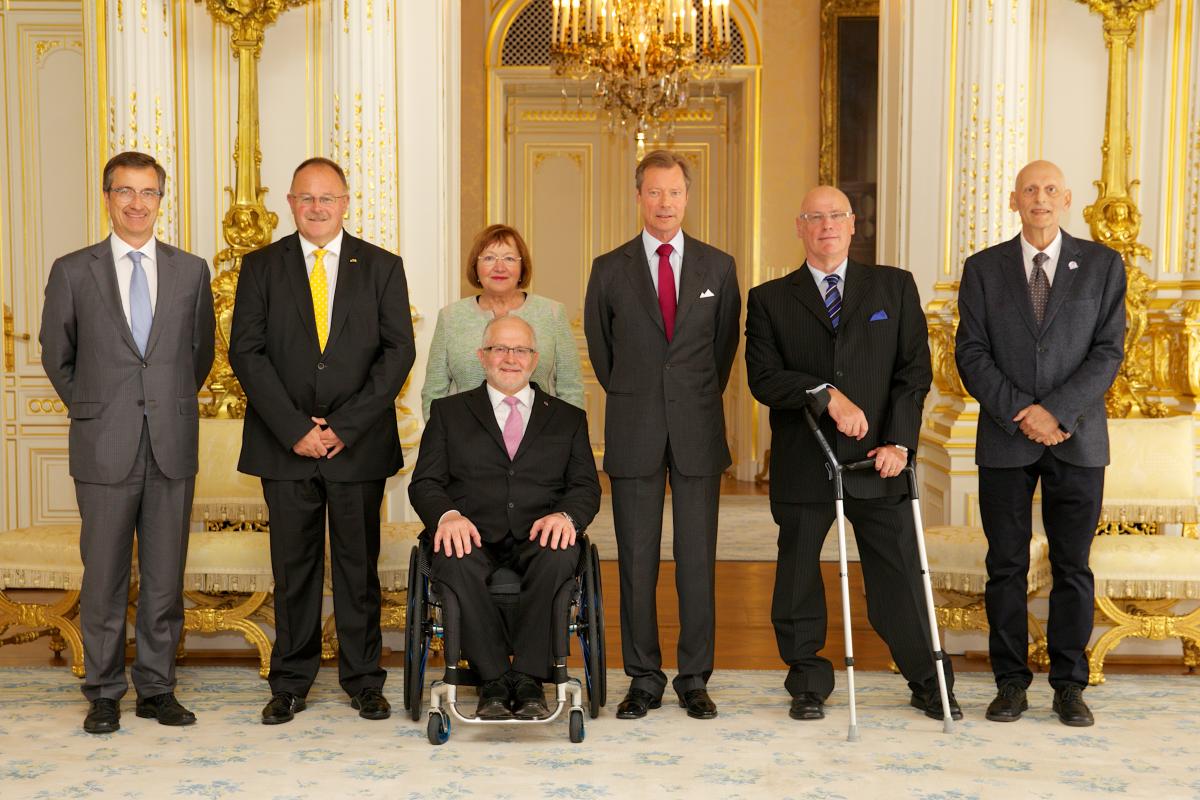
[[700, 289, 715, 298], [1068, 260, 1079, 270]]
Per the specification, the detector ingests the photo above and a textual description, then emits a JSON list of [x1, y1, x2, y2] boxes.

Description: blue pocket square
[[869, 309, 889, 322]]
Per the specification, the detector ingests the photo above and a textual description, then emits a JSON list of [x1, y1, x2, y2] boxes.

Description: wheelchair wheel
[[404, 545, 428, 722], [580, 542, 606, 718], [427, 710, 450, 745], [568, 708, 585, 743]]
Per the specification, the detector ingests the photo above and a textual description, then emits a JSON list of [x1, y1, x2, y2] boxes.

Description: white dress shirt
[[299, 229, 344, 330], [642, 229, 685, 301], [110, 234, 159, 326], [807, 258, 849, 299], [487, 382, 535, 440], [1020, 229, 1063, 286]]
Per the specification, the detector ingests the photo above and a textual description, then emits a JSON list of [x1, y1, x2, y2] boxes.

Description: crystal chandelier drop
[[549, 0, 734, 155]]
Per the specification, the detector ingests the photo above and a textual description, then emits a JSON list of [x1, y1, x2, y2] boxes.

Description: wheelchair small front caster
[[427, 711, 450, 745], [568, 708, 585, 743]]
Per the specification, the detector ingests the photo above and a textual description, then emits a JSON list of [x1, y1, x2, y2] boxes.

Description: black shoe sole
[[83, 721, 120, 734], [350, 699, 391, 721], [615, 699, 662, 720], [789, 710, 824, 720], [1053, 708, 1094, 727], [680, 705, 718, 720], [985, 705, 1027, 722], [262, 699, 306, 725], [910, 696, 964, 721], [135, 709, 197, 726]]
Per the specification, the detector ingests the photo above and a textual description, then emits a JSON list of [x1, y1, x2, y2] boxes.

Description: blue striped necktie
[[824, 274, 842, 329], [128, 251, 152, 355]]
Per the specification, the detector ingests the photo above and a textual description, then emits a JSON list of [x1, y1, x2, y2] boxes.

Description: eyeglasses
[[482, 345, 536, 358], [290, 194, 348, 206], [478, 255, 522, 266], [108, 187, 163, 202], [799, 211, 854, 225]]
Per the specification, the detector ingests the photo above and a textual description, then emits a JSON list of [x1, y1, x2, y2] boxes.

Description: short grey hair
[[480, 315, 538, 351]]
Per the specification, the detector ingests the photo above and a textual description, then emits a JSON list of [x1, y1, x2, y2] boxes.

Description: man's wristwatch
[[559, 511, 578, 531], [888, 443, 909, 454]]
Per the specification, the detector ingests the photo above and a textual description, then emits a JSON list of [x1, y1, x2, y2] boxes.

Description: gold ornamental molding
[[195, 0, 313, 418], [1076, 0, 1166, 418], [818, 0, 878, 186]]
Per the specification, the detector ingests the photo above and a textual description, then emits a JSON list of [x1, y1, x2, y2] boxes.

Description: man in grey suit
[[40, 151, 215, 734], [584, 150, 741, 720], [956, 160, 1125, 727]]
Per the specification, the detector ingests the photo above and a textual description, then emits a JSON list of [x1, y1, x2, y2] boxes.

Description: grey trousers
[[75, 421, 193, 701]]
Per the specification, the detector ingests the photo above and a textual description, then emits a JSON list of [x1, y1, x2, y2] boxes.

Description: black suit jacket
[[229, 231, 416, 481], [583, 233, 741, 477], [956, 231, 1125, 469], [745, 261, 931, 502], [408, 383, 601, 543]]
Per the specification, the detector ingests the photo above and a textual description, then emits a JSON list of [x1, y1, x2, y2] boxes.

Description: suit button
[[1037, 346, 1047, 353], [835, 370, 843, 378], [508, 502, 514, 509], [141, 361, 148, 368], [665, 364, 673, 370], [508, 469, 515, 476], [136, 400, 144, 407], [317, 362, 326, 370]]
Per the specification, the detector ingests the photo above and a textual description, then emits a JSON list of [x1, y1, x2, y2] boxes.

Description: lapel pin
[[1068, 260, 1079, 270], [349, 257, 358, 264]]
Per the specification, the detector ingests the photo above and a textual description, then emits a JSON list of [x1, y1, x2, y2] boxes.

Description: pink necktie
[[656, 242, 676, 342], [502, 395, 523, 460]]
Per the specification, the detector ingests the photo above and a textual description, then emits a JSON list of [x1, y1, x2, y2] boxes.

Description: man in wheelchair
[[409, 316, 601, 720]]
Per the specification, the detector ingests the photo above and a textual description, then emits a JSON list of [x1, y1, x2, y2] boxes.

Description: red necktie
[[656, 242, 676, 342]]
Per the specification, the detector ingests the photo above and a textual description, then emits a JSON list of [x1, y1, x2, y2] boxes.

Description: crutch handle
[[844, 459, 877, 471]]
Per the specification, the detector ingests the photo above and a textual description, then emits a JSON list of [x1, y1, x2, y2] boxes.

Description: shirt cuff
[[437, 509, 460, 526]]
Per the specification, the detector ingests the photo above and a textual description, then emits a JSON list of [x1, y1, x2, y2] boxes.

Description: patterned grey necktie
[[1029, 252, 1050, 326]]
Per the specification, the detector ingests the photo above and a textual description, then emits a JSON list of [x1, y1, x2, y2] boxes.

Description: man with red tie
[[584, 150, 742, 720]]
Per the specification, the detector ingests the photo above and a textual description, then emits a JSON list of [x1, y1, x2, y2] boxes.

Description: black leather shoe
[[677, 688, 718, 720], [261, 692, 306, 725], [615, 688, 662, 719], [510, 673, 550, 720], [475, 679, 513, 720], [83, 698, 120, 734], [985, 684, 1029, 722], [135, 693, 196, 726], [910, 687, 964, 721], [1053, 685, 1094, 727], [350, 687, 391, 720], [789, 691, 825, 720]]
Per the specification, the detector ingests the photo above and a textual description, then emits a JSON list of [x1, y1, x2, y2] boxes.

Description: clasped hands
[[292, 416, 346, 458], [434, 511, 576, 558], [1013, 404, 1070, 446], [825, 387, 907, 479]]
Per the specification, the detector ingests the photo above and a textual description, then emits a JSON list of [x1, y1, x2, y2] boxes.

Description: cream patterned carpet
[[1, 666, 1197, 799], [586, 495, 862, 562]]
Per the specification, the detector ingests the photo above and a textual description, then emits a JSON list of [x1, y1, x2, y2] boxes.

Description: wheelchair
[[403, 531, 607, 745]]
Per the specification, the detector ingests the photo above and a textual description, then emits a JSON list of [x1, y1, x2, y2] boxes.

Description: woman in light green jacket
[[420, 223, 585, 421]]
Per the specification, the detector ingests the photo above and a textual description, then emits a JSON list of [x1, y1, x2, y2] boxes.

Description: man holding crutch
[[745, 185, 958, 723]]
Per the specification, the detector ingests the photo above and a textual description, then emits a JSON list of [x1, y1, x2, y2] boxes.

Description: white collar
[[1019, 229, 1063, 263], [806, 258, 848, 285], [299, 229, 344, 259], [486, 382, 535, 410], [111, 234, 158, 264], [642, 228, 685, 259]]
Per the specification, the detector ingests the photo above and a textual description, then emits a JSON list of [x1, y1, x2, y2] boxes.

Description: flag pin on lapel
[[349, 257, 358, 264], [1068, 260, 1079, 270]]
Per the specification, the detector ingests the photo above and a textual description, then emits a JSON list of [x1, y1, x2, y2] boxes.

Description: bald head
[[796, 185, 856, 272], [1010, 160, 1071, 249], [478, 315, 540, 396]]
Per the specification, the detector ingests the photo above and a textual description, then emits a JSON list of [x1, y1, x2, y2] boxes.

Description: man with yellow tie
[[230, 157, 416, 724]]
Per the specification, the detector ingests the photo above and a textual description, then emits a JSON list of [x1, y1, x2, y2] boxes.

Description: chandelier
[[549, 0, 734, 155]]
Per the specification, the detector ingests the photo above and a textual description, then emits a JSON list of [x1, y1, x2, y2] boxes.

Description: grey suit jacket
[[40, 237, 216, 484], [583, 233, 741, 477], [955, 231, 1125, 469]]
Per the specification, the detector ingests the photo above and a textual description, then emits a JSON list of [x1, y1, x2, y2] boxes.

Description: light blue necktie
[[824, 274, 842, 330], [128, 251, 152, 355]]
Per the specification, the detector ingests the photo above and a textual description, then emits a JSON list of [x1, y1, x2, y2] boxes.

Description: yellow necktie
[[311, 248, 329, 350]]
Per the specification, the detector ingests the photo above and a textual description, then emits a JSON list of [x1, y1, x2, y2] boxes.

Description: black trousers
[[979, 449, 1104, 690], [611, 445, 721, 697], [430, 535, 579, 682], [262, 476, 386, 697], [771, 495, 954, 700]]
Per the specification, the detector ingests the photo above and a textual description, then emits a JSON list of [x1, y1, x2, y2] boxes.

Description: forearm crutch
[[802, 407, 955, 739]]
